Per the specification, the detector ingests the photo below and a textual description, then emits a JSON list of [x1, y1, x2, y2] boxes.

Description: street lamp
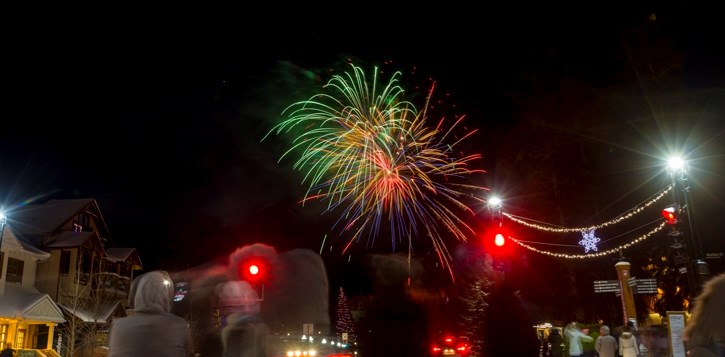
[[0, 210, 6, 250], [666, 156, 709, 297]]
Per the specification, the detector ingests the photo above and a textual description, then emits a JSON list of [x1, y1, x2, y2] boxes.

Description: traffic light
[[238, 256, 268, 286], [662, 205, 679, 225], [494, 233, 505, 247], [481, 222, 511, 256]]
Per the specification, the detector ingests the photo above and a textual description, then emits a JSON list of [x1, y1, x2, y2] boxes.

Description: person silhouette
[[565, 322, 593, 357], [0, 343, 15, 357], [108, 270, 191, 357]]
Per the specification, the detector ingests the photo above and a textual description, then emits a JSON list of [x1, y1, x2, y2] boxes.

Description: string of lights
[[502, 185, 672, 233], [506, 221, 666, 259]]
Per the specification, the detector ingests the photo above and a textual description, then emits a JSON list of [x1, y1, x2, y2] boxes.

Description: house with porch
[[9, 198, 143, 356], [0, 221, 65, 355]]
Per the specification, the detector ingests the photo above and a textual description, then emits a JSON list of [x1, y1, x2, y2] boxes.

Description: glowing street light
[[664, 156, 709, 297], [667, 156, 686, 174], [488, 196, 502, 210], [0, 211, 7, 250]]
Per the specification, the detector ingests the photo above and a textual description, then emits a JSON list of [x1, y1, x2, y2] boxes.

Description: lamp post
[[0, 210, 6, 250], [487, 196, 507, 273], [667, 157, 710, 298]]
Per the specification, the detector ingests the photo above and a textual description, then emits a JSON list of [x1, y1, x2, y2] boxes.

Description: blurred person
[[547, 328, 564, 357], [565, 322, 593, 357], [217, 280, 269, 357], [109, 270, 191, 357], [627, 320, 644, 354], [0, 343, 15, 357], [682, 272, 725, 357], [595, 325, 617, 357], [619, 325, 639, 357]]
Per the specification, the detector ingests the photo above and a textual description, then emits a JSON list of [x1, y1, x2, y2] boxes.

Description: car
[[431, 335, 471, 356]]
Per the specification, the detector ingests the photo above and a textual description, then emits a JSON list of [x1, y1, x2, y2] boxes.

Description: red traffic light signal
[[481, 229, 511, 256], [238, 257, 268, 285], [662, 205, 678, 225], [494, 233, 506, 247]]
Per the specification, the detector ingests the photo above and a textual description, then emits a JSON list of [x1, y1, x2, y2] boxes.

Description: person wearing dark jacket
[[547, 329, 564, 357], [0, 343, 15, 357], [108, 271, 191, 357]]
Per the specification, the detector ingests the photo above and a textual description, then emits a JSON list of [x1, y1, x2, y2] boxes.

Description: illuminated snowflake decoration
[[579, 230, 600, 253]]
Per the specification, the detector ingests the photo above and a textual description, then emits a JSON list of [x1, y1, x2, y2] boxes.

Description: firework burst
[[265, 64, 487, 278]]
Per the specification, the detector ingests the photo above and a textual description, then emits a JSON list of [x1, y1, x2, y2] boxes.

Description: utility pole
[[667, 157, 710, 299]]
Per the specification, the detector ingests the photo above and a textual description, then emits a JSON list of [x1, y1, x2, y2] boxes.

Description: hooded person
[[618, 325, 639, 357], [108, 270, 191, 357]]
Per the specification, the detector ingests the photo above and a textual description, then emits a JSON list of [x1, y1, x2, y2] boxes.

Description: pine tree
[[336, 287, 357, 344]]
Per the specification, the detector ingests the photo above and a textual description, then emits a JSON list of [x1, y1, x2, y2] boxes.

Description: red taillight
[[457, 345, 467, 351], [432, 346, 442, 352], [445, 337, 453, 343]]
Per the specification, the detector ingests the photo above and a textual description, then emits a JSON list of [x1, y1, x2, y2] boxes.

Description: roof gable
[[106, 247, 143, 270], [0, 291, 65, 324], [60, 300, 124, 323], [26, 295, 66, 323], [0, 225, 50, 259], [10, 198, 111, 242]]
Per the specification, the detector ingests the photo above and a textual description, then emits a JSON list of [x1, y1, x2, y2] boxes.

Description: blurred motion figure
[[217, 280, 269, 357], [682, 273, 725, 357]]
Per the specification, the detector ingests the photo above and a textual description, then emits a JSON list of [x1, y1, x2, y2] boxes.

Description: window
[[77, 249, 91, 284], [6, 258, 24, 284], [1, 324, 8, 349], [0, 251, 4, 276], [80, 212, 89, 226], [16, 329, 25, 349], [60, 250, 71, 275]]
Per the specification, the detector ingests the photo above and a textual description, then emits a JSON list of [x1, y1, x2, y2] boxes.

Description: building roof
[[105, 247, 135, 261], [106, 247, 143, 270], [44, 231, 99, 248], [60, 300, 124, 323], [0, 285, 66, 324], [1, 225, 50, 259], [10, 198, 95, 236]]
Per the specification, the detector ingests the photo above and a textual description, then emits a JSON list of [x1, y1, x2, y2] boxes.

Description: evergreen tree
[[336, 287, 357, 344]]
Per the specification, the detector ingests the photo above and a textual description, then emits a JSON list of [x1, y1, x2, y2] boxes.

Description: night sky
[[2, 4, 724, 299]]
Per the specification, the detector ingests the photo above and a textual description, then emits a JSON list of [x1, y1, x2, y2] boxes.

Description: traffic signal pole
[[668, 161, 710, 298]]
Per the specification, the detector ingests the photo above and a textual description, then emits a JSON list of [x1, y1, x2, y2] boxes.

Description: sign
[[667, 311, 686, 357], [594, 280, 620, 293], [303, 323, 314, 334], [634, 279, 658, 294], [628, 276, 636, 287]]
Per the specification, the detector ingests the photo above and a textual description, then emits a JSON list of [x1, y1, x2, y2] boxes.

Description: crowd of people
[[540, 272, 725, 357], [107, 270, 268, 357], [105, 268, 725, 357]]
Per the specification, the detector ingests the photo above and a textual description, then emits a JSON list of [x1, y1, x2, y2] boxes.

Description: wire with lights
[[506, 221, 666, 259], [494, 185, 672, 258], [502, 185, 672, 233]]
